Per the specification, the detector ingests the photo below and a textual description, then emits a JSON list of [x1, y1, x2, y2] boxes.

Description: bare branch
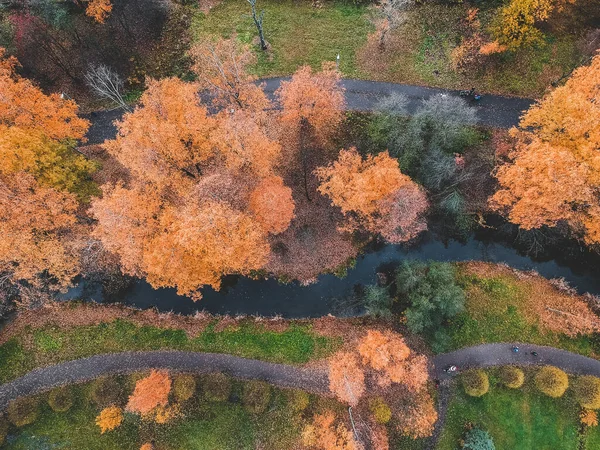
[[85, 64, 131, 111]]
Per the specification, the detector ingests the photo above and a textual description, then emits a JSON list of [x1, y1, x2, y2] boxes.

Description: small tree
[[126, 370, 172, 415], [369, 397, 392, 424], [90, 377, 123, 407], [247, 0, 267, 50], [287, 389, 310, 412], [498, 366, 525, 389], [581, 409, 598, 428], [96, 406, 123, 433], [7, 397, 39, 427], [48, 386, 73, 412], [377, 0, 413, 50], [203, 373, 232, 402], [0, 416, 8, 446], [242, 380, 272, 414], [573, 376, 600, 409], [85, 64, 130, 111], [462, 370, 489, 397], [534, 366, 569, 398], [463, 427, 495, 450], [173, 374, 197, 403]]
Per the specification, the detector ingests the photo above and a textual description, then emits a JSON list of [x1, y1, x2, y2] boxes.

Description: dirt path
[[83, 77, 534, 145]]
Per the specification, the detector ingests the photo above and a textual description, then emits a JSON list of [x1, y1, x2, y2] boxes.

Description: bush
[[573, 376, 600, 409], [90, 377, 124, 407], [397, 261, 465, 350], [463, 427, 495, 450], [7, 396, 39, 427], [0, 416, 8, 446], [173, 374, 196, 403], [48, 386, 74, 412], [203, 373, 232, 402], [369, 397, 392, 424], [287, 389, 310, 412], [498, 366, 525, 389], [534, 366, 569, 398], [242, 380, 271, 414], [461, 370, 489, 397]]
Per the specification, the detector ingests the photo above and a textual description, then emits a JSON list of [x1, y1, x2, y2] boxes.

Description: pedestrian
[[512, 346, 519, 353]]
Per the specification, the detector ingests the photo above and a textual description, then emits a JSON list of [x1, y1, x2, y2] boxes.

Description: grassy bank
[[436, 370, 581, 450], [0, 318, 338, 383], [441, 262, 600, 357], [191, 0, 373, 78]]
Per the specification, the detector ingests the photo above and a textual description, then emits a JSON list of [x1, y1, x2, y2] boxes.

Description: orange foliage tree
[[277, 64, 345, 148], [0, 49, 91, 293], [126, 371, 172, 415], [316, 148, 428, 243], [92, 76, 293, 299], [328, 351, 365, 406], [491, 55, 600, 246], [301, 411, 359, 450], [85, 0, 113, 23], [95, 406, 123, 433]]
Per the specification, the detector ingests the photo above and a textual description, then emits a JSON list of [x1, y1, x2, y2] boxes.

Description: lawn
[[0, 320, 338, 383], [440, 263, 600, 357], [436, 372, 581, 450], [2, 375, 337, 450], [191, 0, 373, 78]]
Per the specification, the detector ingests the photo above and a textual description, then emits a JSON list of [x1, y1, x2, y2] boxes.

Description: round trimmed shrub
[[48, 386, 74, 412], [203, 373, 232, 402], [242, 380, 271, 414], [573, 376, 600, 409], [7, 397, 40, 427], [173, 375, 196, 403], [498, 366, 525, 389], [0, 416, 8, 446], [287, 389, 310, 412], [461, 370, 489, 397], [463, 427, 495, 450], [90, 377, 123, 407], [369, 397, 392, 424], [534, 366, 569, 398]]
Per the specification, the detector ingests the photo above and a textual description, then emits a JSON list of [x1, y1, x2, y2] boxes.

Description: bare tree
[[247, 0, 267, 51], [85, 64, 131, 111], [378, 0, 413, 50]]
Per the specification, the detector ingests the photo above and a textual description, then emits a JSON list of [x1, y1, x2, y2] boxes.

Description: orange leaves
[[277, 64, 345, 147], [126, 370, 172, 415], [0, 49, 89, 141], [316, 148, 428, 243], [85, 0, 113, 24], [249, 176, 295, 234], [491, 55, 600, 245], [302, 411, 359, 450], [328, 351, 365, 406], [95, 406, 123, 433]]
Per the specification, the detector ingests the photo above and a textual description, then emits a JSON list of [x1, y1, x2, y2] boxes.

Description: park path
[[1, 342, 592, 446], [83, 77, 534, 145]]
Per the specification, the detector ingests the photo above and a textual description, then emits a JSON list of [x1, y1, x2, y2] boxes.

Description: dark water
[[62, 225, 600, 318]]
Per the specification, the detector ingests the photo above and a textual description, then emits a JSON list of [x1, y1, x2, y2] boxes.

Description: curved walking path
[[83, 77, 534, 145], [1, 342, 593, 444]]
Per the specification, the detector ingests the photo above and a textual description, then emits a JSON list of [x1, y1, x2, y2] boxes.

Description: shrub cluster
[[498, 366, 525, 389], [173, 374, 196, 403], [90, 377, 124, 407], [7, 397, 39, 427], [203, 373, 232, 402], [461, 370, 489, 397], [48, 386, 74, 412], [534, 366, 569, 398], [573, 376, 600, 409], [242, 380, 272, 414], [369, 397, 392, 424]]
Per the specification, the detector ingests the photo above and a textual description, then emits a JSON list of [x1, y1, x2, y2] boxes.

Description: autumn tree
[[189, 38, 269, 110], [328, 351, 365, 406], [535, 366, 569, 397], [376, 0, 413, 50], [491, 55, 600, 245], [573, 376, 600, 409], [92, 76, 291, 299], [96, 406, 123, 433], [316, 148, 428, 243], [302, 411, 359, 450], [86, 0, 113, 23], [393, 390, 438, 439], [126, 371, 172, 415]]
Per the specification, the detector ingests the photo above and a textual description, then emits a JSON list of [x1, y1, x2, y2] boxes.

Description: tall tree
[[491, 55, 600, 245], [126, 370, 172, 415], [316, 148, 428, 243]]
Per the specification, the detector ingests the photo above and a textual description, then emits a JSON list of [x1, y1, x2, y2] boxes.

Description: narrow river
[[62, 224, 600, 318]]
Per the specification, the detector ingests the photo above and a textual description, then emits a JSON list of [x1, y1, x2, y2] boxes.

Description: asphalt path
[[83, 77, 535, 145]]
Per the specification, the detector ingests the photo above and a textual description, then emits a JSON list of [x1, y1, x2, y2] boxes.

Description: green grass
[[436, 373, 581, 450], [0, 320, 338, 383], [191, 0, 373, 77], [440, 268, 599, 357]]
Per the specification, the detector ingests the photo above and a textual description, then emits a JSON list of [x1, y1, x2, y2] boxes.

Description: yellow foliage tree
[[491, 55, 600, 245], [86, 0, 113, 23], [95, 406, 123, 433]]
